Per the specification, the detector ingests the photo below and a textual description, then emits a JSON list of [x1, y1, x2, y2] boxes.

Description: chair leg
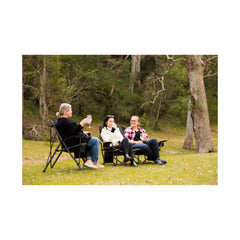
[[102, 150, 106, 165], [43, 162, 50, 173], [51, 151, 63, 169], [43, 150, 84, 172], [100, 145, 106, 164], [117, 155, 125, 165], [43, 141, 62, 172], [68, 151, 83, 171], [77, 155, 86, 170], [114, 154, 123, 166], [43, 155, 52, 172], [142, 155, 147, 164], [43, 150, 61, 172], [113, 154, 117, 166], [134, 154, 140, 164]]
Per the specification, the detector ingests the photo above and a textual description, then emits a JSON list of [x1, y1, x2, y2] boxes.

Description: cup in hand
[[86, 115, 92, 128], [140, 133, 145, 141]]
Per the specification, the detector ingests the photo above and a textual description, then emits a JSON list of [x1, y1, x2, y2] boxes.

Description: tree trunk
[[154, 97, 162, 129], [186, 55, 216, 153], [110, 56, 123, 96], [22, 55, 24, 120], [183, 98, 194, 149], [129, 55, 141, 94], [110, 55, 129, 96], [39, 56, 48, 125]]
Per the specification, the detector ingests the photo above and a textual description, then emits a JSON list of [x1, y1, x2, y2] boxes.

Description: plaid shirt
[[123, 127, 149, 141]]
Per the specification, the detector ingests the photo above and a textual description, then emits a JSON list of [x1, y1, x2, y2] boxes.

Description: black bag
[[74, 142, 88, 158], [104, 151, 114, 163], [80, 142, 87, 152], [103, 142, 114, 163]]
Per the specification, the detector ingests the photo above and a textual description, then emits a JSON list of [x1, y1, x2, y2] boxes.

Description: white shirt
[[101, 127, 124, 146]]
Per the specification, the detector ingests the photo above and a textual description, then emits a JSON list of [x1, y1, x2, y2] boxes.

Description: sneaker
[[84, 161, 98, 169], [160, 159, 167, 164], [155, 159, 164, 165], [94, 163, 104, 168]]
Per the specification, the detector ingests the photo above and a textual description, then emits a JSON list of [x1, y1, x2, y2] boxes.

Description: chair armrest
[[62, 133, 91, 142], [62, 142, 87, 150], [103, 142, 112, 148], [83, 131, 91, 136], [158, 139, 168, 147], [62, 135, 78, 142]]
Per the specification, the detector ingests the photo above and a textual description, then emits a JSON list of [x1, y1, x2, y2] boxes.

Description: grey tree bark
[[129, 55, 141, 94], [186, 55, 216, 153], [39, 56, 48, 124], [22, 55, 24, 119], [183, 98, 194, 149], [110, 55, 129, 96]]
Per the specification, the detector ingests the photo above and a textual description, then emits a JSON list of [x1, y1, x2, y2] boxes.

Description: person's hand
[[114, 142, 119, 146], [80, 118, 91, 126], [112, 123, 117, 129], [136, 140, 143, 144]]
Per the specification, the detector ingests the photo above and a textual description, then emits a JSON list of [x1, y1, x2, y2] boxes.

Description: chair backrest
[[50, 120, 63, 142], [118, 125, 126, 136], [50, 120, 87, 154], [98, 125, 104, 141]]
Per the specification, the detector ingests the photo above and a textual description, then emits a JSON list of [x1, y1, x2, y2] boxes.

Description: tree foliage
[[23, 55, 217, 133]]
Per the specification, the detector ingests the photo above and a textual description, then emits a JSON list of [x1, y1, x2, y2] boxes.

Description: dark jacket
[[55, 118, 91, 150]]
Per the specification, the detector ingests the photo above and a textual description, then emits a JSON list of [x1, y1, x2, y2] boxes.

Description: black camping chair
[[118, 125, 168, 164], [98, 125, 126, 166], [118, 125, 147, 164], [43, 120, 88, 172], [134, 139, 168, 164], [98, 124, 148, 165]]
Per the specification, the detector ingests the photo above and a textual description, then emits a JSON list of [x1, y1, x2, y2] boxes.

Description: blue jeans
[[132, 138, 159, 160], [87, 137, 99, 163]]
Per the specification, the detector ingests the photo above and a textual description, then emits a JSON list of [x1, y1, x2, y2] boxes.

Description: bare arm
[[80, 117, 91, 127]]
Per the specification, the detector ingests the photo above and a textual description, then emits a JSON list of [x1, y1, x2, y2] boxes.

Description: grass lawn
[[22, 124, 218, 185]]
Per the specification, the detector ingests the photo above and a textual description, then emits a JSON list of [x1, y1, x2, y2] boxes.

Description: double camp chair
[[43, 120, 88, 172], [98, 125, 167, 165]]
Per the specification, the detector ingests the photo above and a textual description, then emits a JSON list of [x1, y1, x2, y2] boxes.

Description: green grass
[[22, 124, 218, 185]]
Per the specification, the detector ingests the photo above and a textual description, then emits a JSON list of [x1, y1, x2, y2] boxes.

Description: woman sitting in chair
[[55, 103, 103, 169], [101, 115, 138, 166]]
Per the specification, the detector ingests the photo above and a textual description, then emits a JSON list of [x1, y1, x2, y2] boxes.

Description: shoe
[[160, 159, 167, 164], [94, 163, 104, 168], [131, 160, 138, 166], [84, 161, 98, 169], [154, 159, 164, 165], [124, 154, 132, 161]]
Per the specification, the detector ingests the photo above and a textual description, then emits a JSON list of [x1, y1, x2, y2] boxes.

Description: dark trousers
[[114, 137, 134, 158], [132, 138, 160, 160]]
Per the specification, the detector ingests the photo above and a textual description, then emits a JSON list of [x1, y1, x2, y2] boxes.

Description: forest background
[[22, 54, 217, 140]]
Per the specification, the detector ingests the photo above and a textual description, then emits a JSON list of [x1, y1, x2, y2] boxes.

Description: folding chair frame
[[99, 139, 126, 166], [98, 126, 128, 166], [132, 149, 147, 164], [43, 120, 87, 172], [98, 125, 168, 165]]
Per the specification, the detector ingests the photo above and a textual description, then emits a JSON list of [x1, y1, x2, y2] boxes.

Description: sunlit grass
[[22, 124, 218, 185]]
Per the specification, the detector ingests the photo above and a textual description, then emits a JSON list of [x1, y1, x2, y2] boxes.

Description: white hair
[[56, 103, 71, 118]]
